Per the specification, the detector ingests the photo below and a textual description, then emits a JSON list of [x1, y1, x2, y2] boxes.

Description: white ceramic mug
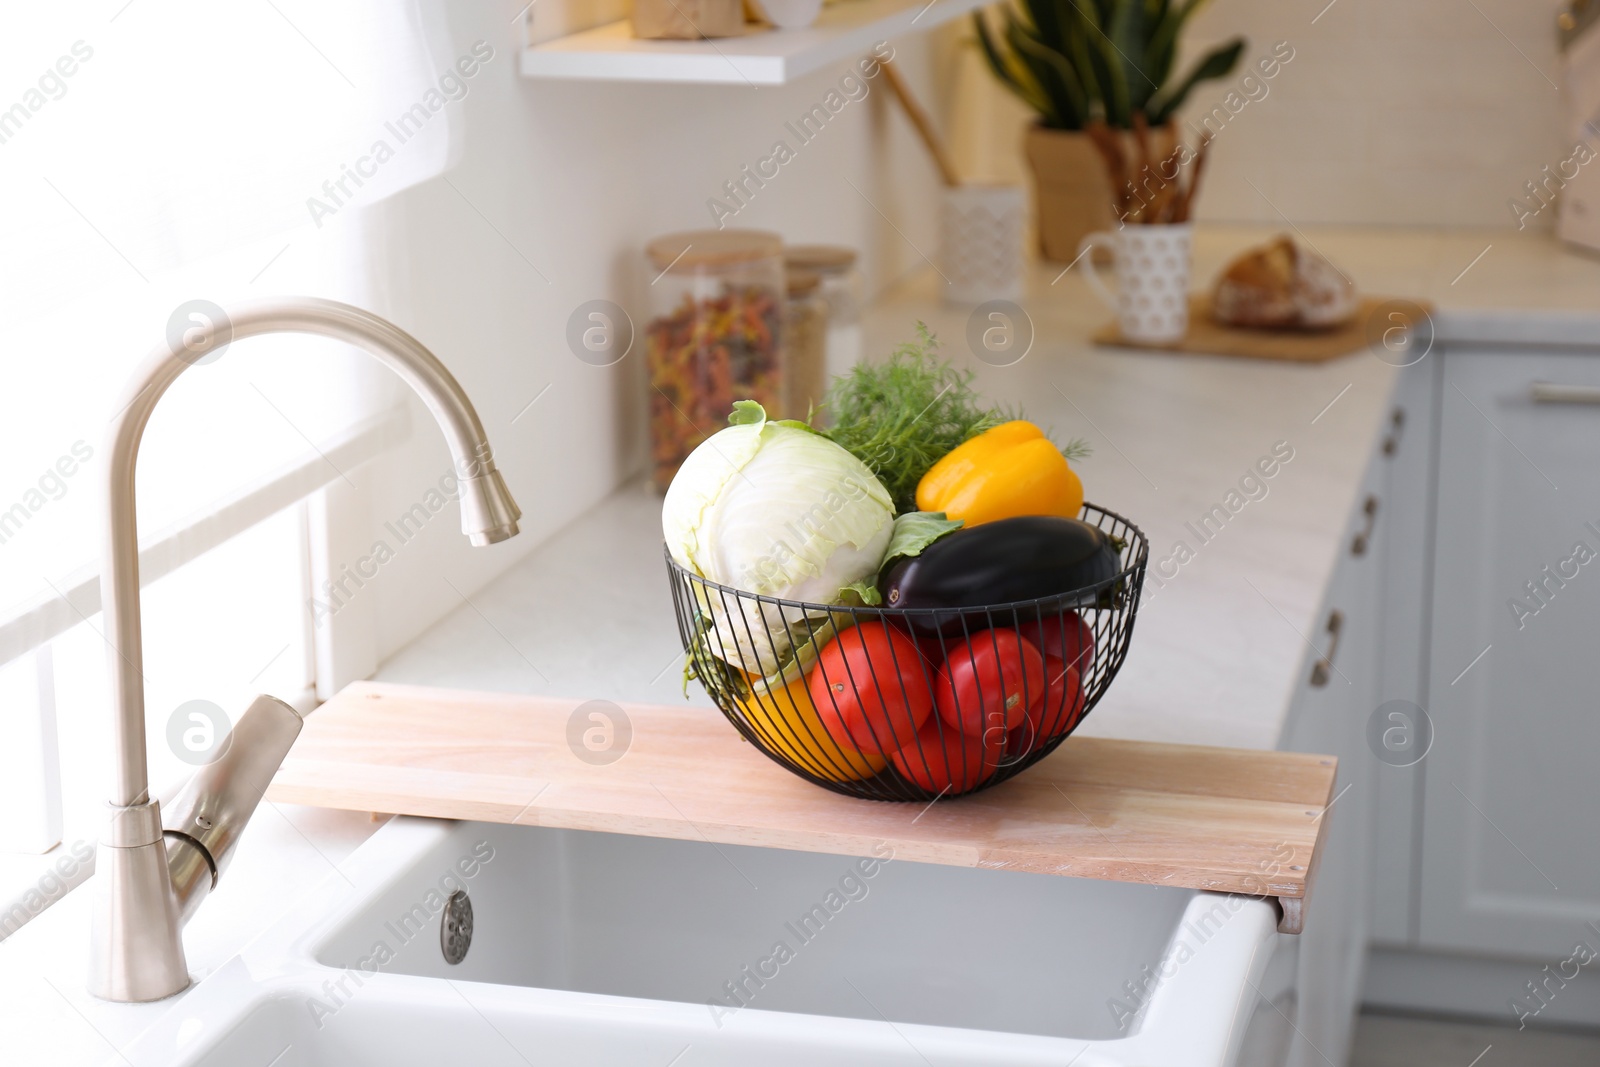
[[1077, 223, 1193, 344]]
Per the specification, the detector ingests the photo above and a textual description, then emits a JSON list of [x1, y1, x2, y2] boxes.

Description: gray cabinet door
[[1422, 349, 1600, 957]]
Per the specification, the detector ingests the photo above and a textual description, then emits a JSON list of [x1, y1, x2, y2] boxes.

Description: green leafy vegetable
[[837, 580, 883, 607], [663, 399, 895, 676], [728, 399, 767, 426], [821, 326, 1010, 513], [879, 511, 964, 575], [820, 325, 1088, 513]]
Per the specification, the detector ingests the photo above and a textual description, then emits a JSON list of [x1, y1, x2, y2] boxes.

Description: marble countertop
[[2, 225, 1596, 1065]]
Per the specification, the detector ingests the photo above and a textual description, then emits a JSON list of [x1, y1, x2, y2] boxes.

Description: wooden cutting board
[[267, 681, 1338, 933], [1094, 295, 1434, 363]]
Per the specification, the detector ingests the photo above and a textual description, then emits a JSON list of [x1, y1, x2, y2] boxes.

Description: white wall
[[347, 0, 949, 663], [949, 0, 1572, 230], [344, 0, 1576, 667], [1188, 0, 1569, 229]]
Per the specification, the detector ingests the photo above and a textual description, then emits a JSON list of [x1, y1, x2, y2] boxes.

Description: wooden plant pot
[[1025, 125, 1114, 263], [1024, 124, 1181, 263]]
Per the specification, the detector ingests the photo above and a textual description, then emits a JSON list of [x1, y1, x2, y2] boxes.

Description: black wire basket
[[665, 504, 1148, 802]]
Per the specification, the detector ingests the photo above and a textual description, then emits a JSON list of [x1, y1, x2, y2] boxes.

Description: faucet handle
[[162, 694, 303, 919]]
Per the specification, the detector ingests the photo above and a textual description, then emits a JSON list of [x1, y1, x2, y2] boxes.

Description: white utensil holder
[[940, 184, 1025, 306]]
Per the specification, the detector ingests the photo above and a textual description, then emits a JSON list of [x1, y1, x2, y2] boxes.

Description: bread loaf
[[1212, 236, 1356, 330]]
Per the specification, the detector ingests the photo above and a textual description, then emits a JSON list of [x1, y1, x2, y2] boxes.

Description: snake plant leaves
[[1146, 37, 1245, 122], [1005, 12, 1090, 128], [972, 0, 1245, 132]]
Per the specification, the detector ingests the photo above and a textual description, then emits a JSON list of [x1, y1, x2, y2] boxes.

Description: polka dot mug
[[1076, 223, 1193, 345]]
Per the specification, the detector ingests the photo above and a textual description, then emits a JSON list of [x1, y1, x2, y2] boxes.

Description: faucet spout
[[90, 298, 520, 1002]]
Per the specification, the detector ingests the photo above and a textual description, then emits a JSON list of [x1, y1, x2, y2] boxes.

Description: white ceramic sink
[[118, 818, 1293, 1066]]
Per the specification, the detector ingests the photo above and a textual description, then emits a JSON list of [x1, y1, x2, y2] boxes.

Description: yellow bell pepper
[[915, 421, 1083, 527], [738, 672, 886, 782]]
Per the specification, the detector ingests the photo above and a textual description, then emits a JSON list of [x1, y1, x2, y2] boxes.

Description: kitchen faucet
[[89, 298, 521, 1002]]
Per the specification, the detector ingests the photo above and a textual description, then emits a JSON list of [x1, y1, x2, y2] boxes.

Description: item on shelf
[[973, 0, 1244, 260], [784, 245, 863, 383], [632, 0, 743, 39], [749, 0, 822, 29], [783, 268, 828, 420], [1077, 222, 1194, 345], [645, 230, 784, 490], [878, 58, 1023, 305], [1211, 236, 1358, 330]]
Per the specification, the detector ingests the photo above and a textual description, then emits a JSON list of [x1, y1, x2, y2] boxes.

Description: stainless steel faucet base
[[90, 298, 520, 1002], [89, 802, 190, 1002]]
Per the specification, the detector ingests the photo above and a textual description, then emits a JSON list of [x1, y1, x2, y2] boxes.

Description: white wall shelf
[[519, 0, 989, 85]]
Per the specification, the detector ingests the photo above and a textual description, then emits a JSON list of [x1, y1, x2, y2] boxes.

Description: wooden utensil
[[879, 58, 961, 187]]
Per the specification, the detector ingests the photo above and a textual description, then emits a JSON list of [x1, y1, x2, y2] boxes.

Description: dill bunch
[[821, 325, 1088, 514]]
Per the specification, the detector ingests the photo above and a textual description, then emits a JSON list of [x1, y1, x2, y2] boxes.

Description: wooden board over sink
[[267, 681, 1338, 933]]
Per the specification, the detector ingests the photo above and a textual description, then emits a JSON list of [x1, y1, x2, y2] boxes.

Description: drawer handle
[[1381, 407, 1405, 456], [1310, 610, 1344, 688], [1351, 495, 1380, 556], [1531, 382, 1600, 404]]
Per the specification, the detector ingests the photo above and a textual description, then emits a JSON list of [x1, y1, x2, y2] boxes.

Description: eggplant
[[881, 516, 1122, 634]]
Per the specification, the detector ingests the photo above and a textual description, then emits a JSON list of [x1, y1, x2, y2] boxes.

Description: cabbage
[[663, 402, 895, 676]]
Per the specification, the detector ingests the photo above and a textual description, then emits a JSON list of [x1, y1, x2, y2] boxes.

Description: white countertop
[[3, 225, 1597, 1065], [375, 225, 1600, 750]]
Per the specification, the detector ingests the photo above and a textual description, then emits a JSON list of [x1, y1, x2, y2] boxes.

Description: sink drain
[[441, 889, 473, 965]]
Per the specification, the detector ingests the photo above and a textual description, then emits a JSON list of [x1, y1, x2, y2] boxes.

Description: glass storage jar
[[784, 245, 863, 387], [784, 268, 827, 421], [645, 229, 784, 491]]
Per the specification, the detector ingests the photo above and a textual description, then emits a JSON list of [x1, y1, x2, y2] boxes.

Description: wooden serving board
[[268, 681, 1337, 933], [1094, 295, 1434, 363]]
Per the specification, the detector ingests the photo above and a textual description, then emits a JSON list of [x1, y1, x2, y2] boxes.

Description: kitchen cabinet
[[1418, 348, 1600, 957], [1278, 449, 1387, 1067]]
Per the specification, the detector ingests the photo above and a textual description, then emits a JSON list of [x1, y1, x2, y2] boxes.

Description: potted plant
[[973, 0, 1244, 261]]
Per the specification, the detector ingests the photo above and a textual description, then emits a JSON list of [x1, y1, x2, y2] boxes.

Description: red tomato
[[1006, 659, 1085, 759], [914, 632, 956, 669], [934, 629, 1046, 737], [1016, 612, 1094, 676], [887, 619, 951, 669], [890, 716, 1003, 794], [809, 621, 934, 756]]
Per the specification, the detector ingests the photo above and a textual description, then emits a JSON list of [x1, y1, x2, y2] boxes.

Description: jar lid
[[784, 244, 858, 274], [646, 230, 783, 272], [786, 268, 821, 297]]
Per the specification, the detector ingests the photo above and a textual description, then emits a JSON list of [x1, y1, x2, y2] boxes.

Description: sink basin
[[119, 818, 1292, 1066]]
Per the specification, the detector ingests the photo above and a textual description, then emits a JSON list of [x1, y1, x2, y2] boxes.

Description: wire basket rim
[[662, 501, 1148, 616]]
